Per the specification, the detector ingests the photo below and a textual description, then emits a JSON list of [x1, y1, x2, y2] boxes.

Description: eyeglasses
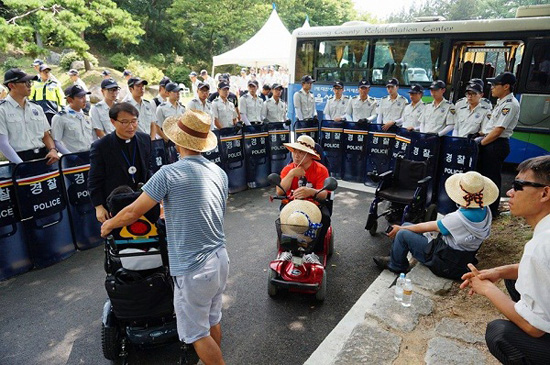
[[116, 118, 138, 126], [16, 81, 32, 87], [512, 179, 548, 191]]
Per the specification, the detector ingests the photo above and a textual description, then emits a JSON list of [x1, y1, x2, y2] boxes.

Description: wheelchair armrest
[[417, 176, 432, 186], [379, 170, 393, 179]]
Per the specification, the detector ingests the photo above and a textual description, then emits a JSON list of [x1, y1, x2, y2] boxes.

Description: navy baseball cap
[[189, 71, 197, 77], [333, 81, 344, 88], [200, 69, 208, 75], [218, 81, 230, 89], [301, 75, 315, 83], [466, 83, 483, 94], [100, 78, 119, 89], [358, 79, 370, 88], [39, 64, 51, 72], [67, 69, 79, 76], [408, 84, 424, 94], [101, 70, 111, 76], [128, 77, 148, 87], [386, 78, 399, 87], [197, 81, 210, 90], [165, 82, 182, 92], [429, 80, 446, 90], [64, 84, 91, 98], [487, 72, 516, 86], [32, 59, 44, 67], [159, 76, 171, 87], [3, 68, 38, 85], [247, 80, 259, 87], [470, 78, 484, 88], [122, 69, 132, 77], [271, 83, 283, 90]]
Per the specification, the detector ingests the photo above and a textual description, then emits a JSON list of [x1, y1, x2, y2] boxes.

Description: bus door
[[449, 42, 523, 102]]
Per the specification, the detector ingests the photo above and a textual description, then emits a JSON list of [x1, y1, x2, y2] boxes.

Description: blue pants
[[389, 223, 430, 272]]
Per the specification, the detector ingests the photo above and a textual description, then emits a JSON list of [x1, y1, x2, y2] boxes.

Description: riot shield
[[320, 121, 344, 178], [267, 122, 290, 174], [219, 126, 247, 193], [202, 129, 222, 166], [150, 139, 168, 173], [294, 119, 319, 143], [243, 124, 270, 188], [342, 121, 369, 182], [364, 124, 397, 186]]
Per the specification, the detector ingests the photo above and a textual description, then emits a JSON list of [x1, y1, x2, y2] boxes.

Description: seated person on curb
[[460, 156, 550, 364], [373, 171, 497, 278], [278, 135, 330, 252]]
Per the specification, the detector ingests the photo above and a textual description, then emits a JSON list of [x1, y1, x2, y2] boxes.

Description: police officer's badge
[[32, 109, 39, 116], [449, 108, 456, 115], [475, 113, 480, 119], [502, 108, 510, 115]]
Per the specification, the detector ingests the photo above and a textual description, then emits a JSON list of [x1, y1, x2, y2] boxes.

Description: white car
[[408, 68, 430, 82]]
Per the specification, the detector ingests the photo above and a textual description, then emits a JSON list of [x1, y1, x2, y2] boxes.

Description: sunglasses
[[512, 179, 548, 191]]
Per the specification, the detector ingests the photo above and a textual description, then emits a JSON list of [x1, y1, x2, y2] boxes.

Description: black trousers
[[17, 147, 48, 162], [485, 279, 550, 364], [476, 138, 510, 217]]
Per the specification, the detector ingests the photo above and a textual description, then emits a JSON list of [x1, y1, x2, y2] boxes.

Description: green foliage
[[165, 63, 191, 85], [126, 57, 164, 84], [150, 53, 166, 69], [59, 51, 98, 70], [2, 57, 23, 72], [109, 52, 129, 70]]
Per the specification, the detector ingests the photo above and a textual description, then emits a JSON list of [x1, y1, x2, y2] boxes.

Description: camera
[[385, 225, 393, 234]]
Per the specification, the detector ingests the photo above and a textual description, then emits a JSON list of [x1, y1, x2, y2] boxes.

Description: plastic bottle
[[394, 273, 406, 301], [402, 278, 413, 307]]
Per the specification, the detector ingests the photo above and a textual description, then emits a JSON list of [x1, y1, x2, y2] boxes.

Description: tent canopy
[[212, 8, 291, 69]]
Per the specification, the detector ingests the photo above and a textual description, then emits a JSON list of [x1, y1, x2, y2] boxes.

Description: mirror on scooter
[[313, 177, 338, 200], [268, 173, 287, 196]]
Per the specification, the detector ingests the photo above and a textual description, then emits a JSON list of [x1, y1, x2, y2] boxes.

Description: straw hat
[[283, 135, 320, 160], [445, 171, 498, 208], [280, 200, 322, 235], [163, 110, 218, 152]]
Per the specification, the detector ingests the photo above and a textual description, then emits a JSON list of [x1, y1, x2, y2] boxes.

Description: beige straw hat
[[283, 135, 320, 160], [163, 110, 218, 152], [445, 171, 499, 208], [279, 200, 322, 235]]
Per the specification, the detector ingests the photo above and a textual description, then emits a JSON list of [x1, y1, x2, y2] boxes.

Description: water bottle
[[394, 273, 406, 301], [402, 279, 413, 307]]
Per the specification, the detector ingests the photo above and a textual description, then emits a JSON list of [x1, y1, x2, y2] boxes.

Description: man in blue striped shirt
[[101, 110, 229, 365]]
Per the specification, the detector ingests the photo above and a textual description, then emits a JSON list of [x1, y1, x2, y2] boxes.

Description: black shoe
[[373, 256, 409, 274]]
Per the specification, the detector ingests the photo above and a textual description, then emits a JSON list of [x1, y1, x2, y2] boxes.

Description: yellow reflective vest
[[30, 79, 65, 116]]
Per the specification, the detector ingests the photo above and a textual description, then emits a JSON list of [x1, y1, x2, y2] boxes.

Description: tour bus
[[287, 5, 550, 163]]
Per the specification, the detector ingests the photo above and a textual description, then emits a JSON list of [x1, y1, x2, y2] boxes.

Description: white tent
[[212, 8, 291, 69]]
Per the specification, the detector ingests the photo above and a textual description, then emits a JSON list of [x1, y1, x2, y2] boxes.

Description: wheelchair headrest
[[107, 191, 161, 225], [395, 158, 429, 188]]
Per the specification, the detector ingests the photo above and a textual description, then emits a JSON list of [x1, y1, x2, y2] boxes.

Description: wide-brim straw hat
[[280, 200, 322, 235], [163, 110, 218, 153], [283, 135, 320, 160], [445, 171, 499, 208]]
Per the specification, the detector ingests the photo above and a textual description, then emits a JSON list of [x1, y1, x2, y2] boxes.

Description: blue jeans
[[389, 223, 430, 272]]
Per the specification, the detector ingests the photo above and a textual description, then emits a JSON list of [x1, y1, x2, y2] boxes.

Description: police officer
[[293, 75, 316, 121], [29, 64, 65, 124], [123, 69, 132, 81], [261, 83, 287, 123], [31, 59, 59, 83], [323, 81, 349, 122], [91, 78, 119, 138], [126, 77, 157, 140], [259, 84, 272, 102], [200, 70, 216, 91], [101, 70, 111, 80], [239, 80, 263, 125], [453, 82, 491, 138], [396, 84, 426, 131], [153, 76, 171, 107], [51, 85, 93, 153], [419, 80, 456, 136], [189, 71, 200, 98], [67, 69, 91, 114], [208, 75, 240, 118], [188, 82, 213, 128], [377, 78, 407, 131], [477, 72, 520, 217], [0, 68, 59, 164], [156, 82, 186, 130], [346, 79, 377, 122], [212, 81, 238, 129], [455, 78, 491, 110]]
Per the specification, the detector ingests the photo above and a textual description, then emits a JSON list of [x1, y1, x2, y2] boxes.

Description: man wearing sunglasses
[[477, 72, 520, 217], [0, 68, 60, 164], [461, 155, 550, 364]]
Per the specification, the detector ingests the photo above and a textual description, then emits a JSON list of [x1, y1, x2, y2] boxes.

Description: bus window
[[525, 42, 550, 93], [372, 38, 441, 86], [295, 40, 315, 83], [314, 39, 370, 83]]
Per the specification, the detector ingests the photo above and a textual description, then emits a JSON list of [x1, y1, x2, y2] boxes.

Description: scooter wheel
[[328, 230, 335, 257], [267, 269, 278, 297], [101, 323, 121, 361], [315, 270, 327, 302]]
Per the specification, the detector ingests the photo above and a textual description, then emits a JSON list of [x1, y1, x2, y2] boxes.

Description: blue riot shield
[[243, 124, 270, 189], [0, 163, 32, 281], [342, 122, 369, 182], [202, 129, 222, 166], [294, 119, 319, 143], [320, 121, 344, 178], [150, 139, 168, 173], [219, 127, 247, 193], [364, 124, 397, 186], [437, 136, 479, 214], [267, 122, 290, 174], [13, 159, 75, 268], [390, 128, 414, 165], [61, 152, 102, 250]]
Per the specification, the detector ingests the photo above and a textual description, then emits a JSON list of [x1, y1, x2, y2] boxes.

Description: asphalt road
[[0, 186, 389, 365]]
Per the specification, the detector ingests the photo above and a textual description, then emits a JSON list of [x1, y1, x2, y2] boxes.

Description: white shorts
[[173, 247, 229, 344]]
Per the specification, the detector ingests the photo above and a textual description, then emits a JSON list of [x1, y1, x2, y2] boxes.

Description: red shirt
[[281, 160, 329, 196]]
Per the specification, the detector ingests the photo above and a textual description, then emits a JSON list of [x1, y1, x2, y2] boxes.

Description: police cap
[[128, 77, 148, 87], [100, 78, 119, 90], [165, 82, 182, 92], [487, 72, 516, 86], [358, 79, 370, 88], [408, 84, 424, 94], [64, 84, 91, 98], [386, 78, 399, 87], [429, 80, 446, 90], [3, 68, 38, 86]]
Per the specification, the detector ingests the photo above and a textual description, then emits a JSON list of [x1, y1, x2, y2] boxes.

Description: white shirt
[[239, 92, 263, 124], [212, 97, 237, 128], [515, 213, 550, 333], [261, 97, 287, 123], [346, 95, 377, 122], [453, 103, 491, 138], [481, 93, 519, 138], [376, 95, 407, 124], [419, 99, 456, 134], [293, 89, 316, 120], [323, 96, 349, 121], [90, 100, 115, 135], [51, 107, 93, 152], [155, 101, 186, 129], [74, 78, 90, 102], [127, 96, 157, 135], [397, 102, 426, 130]]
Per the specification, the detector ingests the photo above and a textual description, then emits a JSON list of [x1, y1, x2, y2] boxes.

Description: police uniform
[[51, 107, 94, 152], [188, 97, 214, 129], [455, 96, 491, 110], [346, 95, 377, 122], [90, 100, 115, 135], [29, 78, 65, 123], [261, 97, 287, 123], [153, 94, 166, 107], [212, 97, 237, 128], [293, 89, 316, 120], [323, 95, 349, 121], [454, 104, 491, 138], [399, 101, 426, 130], [239, 92, 263, 124], [376, 95, 407, 124], [0, 95, 50, 160], [155, 101, 186, 129], [127, 96, 157, 135], [419, 99, 456, 134]]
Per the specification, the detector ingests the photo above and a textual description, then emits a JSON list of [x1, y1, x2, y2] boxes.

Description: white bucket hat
[[283, 135, 320, 160], [445, 171, 499, 208], [279, 200, 322, 237]]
